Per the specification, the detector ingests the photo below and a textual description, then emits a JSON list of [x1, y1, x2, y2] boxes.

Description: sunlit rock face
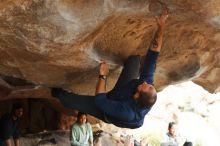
[[0, 0, 220, 132]]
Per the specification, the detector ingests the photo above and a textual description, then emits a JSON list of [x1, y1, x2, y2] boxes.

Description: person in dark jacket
[[0, 103, 24, 146]]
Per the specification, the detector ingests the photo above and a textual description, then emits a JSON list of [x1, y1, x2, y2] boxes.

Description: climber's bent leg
[[51, 88, 105, 120]]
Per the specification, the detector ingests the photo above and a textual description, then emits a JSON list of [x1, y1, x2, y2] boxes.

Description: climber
[[0, 8, 168, 129], [51, 8, 169, 129]]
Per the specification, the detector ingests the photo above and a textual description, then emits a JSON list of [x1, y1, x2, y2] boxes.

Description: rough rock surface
[[0, 0, 219, 93], [19, 130, 127, 146], [0, 0, 220, 133]]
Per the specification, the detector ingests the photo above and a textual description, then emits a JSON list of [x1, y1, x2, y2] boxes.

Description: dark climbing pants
[[52, 55, 140, 120]]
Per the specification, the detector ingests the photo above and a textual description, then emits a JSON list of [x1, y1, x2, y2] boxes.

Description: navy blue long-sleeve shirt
[[95, 50, 159, 128]]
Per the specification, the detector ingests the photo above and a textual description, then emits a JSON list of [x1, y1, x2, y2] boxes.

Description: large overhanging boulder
[[0, 0, 220, 94], [0, 0, 220, 133]]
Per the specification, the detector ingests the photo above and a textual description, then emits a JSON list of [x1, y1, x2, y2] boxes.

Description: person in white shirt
[[161, 122, 180, 146], [70, 112, 93, 146]]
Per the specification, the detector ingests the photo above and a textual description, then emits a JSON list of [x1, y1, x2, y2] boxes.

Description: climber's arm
[[149, 8, 169, 53], [95, 62, 109, 95], [139, 8, 169, 83]]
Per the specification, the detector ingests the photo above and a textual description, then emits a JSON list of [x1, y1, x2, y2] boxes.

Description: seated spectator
[[160, 122, 181, 146], [70, 112, 93, 146], [0, 103, 24, 146]]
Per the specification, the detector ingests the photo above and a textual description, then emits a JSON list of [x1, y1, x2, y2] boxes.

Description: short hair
[[77, 112, 86, 122], [168, 122, 176, 130], [11, 103, 23, 113], [137, 91, 157, 108]]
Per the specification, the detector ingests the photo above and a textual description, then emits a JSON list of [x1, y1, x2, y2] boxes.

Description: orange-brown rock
[[0, 0, 220, 132]]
